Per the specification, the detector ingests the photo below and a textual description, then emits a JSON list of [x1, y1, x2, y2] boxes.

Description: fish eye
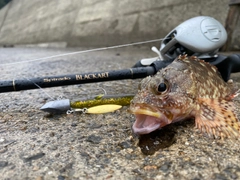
[[152, 79, 169, 95], [157, 83, 167, 92]]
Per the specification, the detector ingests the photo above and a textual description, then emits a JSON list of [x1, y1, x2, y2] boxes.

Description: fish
[[130, 54, 240, 139]]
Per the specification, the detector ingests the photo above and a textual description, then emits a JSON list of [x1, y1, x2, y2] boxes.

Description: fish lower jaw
[[131, 109, 169, 135], [133, 121, 161, 134]]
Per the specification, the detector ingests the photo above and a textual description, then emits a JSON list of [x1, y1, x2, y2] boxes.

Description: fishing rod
[[0, 60, 171, 93], [1, 52, 240, 94]]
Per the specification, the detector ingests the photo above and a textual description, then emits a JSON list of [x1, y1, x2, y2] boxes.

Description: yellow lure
[[86, 104, 122, 114]]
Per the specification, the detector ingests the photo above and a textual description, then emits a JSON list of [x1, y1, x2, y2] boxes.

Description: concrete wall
[[0, 0, 231, 47]]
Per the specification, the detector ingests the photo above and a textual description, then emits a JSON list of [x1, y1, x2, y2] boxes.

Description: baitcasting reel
[[160, 16, 227, 60], [133, 16, 240, 81]]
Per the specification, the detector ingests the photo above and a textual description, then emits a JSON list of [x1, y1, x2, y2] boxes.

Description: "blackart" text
[[76, 72, 109, 80]]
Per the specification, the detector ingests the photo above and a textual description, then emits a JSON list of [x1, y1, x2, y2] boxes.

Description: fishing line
[[24, 77, 55, 100], [0, 38, 166, 66], [2, 38, 166, 101], [22, 76, 109, 101]]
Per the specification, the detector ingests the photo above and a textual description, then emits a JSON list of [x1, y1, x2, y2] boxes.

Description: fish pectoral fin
[[195, 98, 240, 139]]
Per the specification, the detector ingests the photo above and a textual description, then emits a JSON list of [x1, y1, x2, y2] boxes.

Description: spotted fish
[[130, 55, 240, 139]]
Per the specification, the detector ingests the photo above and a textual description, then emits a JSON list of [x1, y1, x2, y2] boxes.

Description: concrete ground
[[0, 46, 240, 180]]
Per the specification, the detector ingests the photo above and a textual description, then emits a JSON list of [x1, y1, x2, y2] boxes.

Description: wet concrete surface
[[0, 47, 240, 179]]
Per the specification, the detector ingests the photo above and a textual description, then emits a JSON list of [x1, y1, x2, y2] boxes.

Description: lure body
[[40, 94, 134, 114], [70, 94, 134, 109]]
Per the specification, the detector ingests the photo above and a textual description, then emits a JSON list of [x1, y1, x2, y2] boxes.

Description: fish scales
[[130, 54, 240, 139]]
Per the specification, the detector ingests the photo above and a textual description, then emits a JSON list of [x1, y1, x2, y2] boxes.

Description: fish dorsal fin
[[195, 98, 240, 139]]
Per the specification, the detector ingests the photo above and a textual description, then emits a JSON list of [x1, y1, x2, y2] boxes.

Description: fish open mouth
[[130, 105, 169, 134]]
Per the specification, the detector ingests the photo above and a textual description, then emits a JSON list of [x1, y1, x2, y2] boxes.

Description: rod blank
[[0, 67, 155, 93]]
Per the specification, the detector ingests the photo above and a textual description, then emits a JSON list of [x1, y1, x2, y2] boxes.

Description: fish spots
[[231, 120, 236, 127], [189, 56, 198, 61], [224, 104, 229, 109], [207, 71, 214, 76], [183, 69, 189, 73], [200, 62, 206, 67], [178, 54, 188, 61], [201, 103, 216, 121], [211, 66, 217, 72]]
